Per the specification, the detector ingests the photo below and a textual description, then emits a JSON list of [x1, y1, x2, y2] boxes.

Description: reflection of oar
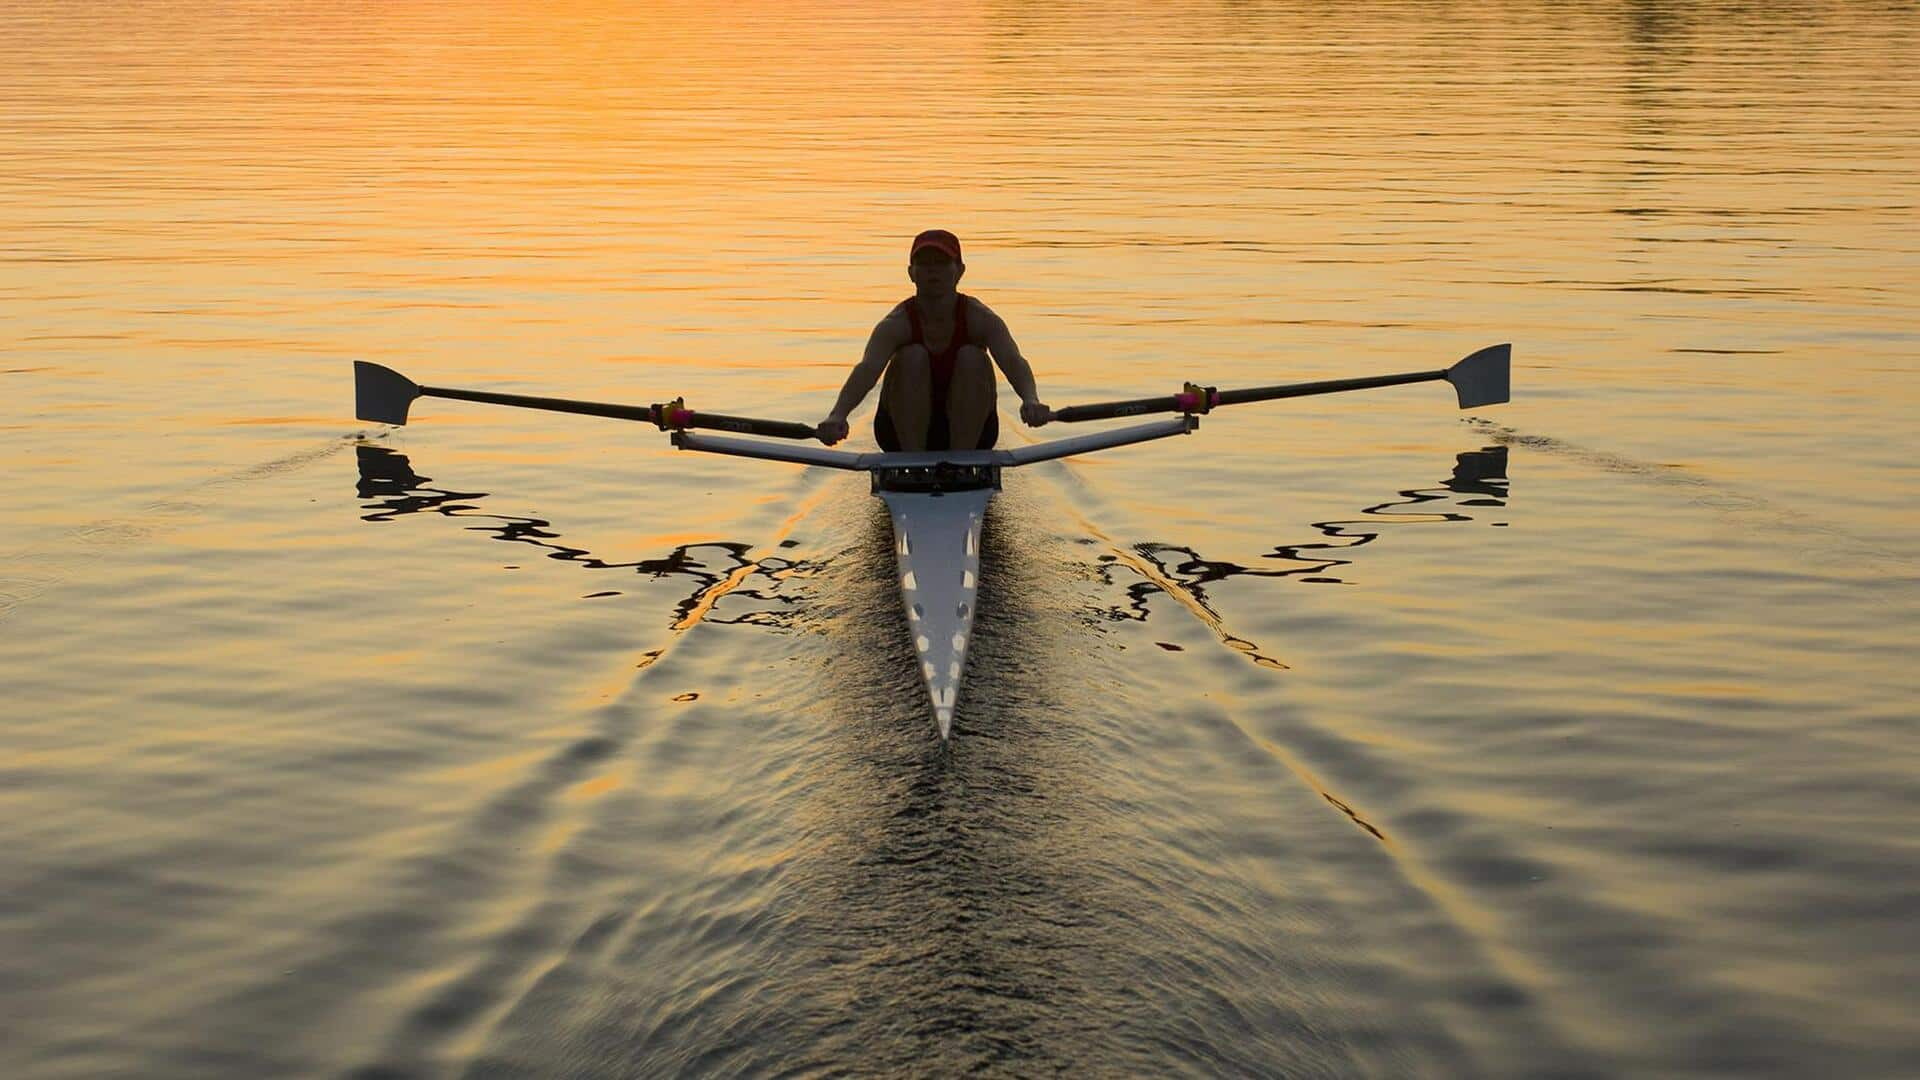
[[1052, 343, 1510, 422], [353, 361, 821, 440]]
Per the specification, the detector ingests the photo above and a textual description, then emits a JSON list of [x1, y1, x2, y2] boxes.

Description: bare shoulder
[[870, 302, 913, 346], [962, 295, 1009, 338]]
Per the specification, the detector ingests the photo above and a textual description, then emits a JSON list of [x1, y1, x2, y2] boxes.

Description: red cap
[[910, 229, 962, 261]]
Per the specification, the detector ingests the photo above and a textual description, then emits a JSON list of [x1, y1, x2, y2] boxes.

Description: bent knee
[[890, 344, 931, 375], [954, 344, 991, 373]]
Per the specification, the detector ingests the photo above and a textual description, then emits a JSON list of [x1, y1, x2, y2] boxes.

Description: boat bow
[[879, 485, 991, 740]]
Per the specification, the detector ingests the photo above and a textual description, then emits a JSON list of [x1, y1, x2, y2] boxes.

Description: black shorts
[[874, 406, 999, 453]]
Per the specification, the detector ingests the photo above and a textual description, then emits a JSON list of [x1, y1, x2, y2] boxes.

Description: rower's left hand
[[1020, 400, 1053, 427]]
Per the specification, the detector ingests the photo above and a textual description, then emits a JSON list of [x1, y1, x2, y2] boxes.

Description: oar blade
[[355, 361, 420, 425], [1448, 343, 1511, 409]]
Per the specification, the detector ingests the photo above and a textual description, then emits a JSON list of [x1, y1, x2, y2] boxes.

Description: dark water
[[3, 2, 1917, 1077]]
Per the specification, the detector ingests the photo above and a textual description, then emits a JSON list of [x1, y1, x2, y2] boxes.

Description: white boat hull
[[880, 487, 990, 740]]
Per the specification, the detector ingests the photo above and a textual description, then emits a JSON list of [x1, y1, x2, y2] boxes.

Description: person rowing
[[815, 230, 1054, 449]]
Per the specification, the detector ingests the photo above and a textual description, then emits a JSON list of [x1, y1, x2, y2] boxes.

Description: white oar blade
[[354, 361, 420, 425], [1447, 344, 1511, 409]]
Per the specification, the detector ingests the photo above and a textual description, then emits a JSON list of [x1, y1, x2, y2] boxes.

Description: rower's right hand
[[816, 416, 850, 445]]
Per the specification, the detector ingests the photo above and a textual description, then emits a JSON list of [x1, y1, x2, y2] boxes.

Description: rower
[[816, 230, 1053, 449]]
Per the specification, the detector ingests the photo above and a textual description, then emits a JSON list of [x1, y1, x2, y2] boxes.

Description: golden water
[[3, 2, 1916, 1076]]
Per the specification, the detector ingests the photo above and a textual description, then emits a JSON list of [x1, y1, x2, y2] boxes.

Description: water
[[3, 2, 1916, 1076]]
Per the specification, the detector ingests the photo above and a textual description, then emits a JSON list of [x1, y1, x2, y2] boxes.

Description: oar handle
[[1051, 394, 1189, 423], [1047, 382, 1213, 423], [670, 410, 820, 441]]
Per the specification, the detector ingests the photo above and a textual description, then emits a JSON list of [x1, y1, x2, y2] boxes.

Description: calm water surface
[[3, 2, 1917, 1077]]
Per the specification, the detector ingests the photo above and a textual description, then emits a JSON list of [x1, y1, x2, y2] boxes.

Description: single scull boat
[[354, 343, 1509, 739]]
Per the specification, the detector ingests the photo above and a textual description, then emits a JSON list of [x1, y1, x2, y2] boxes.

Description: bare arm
[[975, 302, 1052, 425], [816, 312, 908, 443]]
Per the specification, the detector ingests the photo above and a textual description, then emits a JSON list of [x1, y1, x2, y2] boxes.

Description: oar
[[1051, 343, 1511, 423], [353, 361, 822, 440]]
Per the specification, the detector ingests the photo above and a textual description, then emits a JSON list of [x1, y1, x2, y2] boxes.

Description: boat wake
[[1469, 418, 1915, 581], [0, 433, 365, 621]]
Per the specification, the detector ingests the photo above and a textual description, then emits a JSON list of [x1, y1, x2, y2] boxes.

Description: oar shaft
[[1214, 369, 1445, 406], [418, 385, 818, 440], [420, 385, 659, 424], [1053, 367, 1452, 423]]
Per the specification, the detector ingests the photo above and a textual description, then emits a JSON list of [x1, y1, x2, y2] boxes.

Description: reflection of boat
[[353, 344, 1508, 740]]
